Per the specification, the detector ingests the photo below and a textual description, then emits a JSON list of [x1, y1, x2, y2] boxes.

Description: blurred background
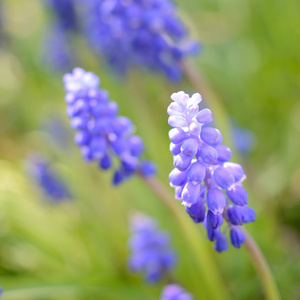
[[0, 0, 299, 299]]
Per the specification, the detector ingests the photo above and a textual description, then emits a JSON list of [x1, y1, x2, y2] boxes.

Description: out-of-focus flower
[[63, 68, 156, 185], [41, 116, 72, 149], [42, 25, 75, 72], [161, 284, 193, 300], [128, 213, 176, 283], [79, 0, 198, 81], [45, 0, 78, 32], [232, 123, 256, 156], [26, 155, 71, 202], [167, 91, 256, 251]]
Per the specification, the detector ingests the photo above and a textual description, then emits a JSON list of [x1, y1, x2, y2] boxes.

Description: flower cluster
[[128, 213, 176, 283], [161, 284, 193, 300], [26, 155, 71, 202], [63, 68, 156, 185], [167, 91, 256, 251], [80, 0, 197, 81]]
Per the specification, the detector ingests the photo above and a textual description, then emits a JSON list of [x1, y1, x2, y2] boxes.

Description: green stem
[[241, 228, 281, 300], [141, 176, 231, 300]]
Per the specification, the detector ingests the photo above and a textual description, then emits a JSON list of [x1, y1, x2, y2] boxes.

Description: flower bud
[[230, 227, 245, 248], [173, 153, 192, 171], [206, 188, 226, 214], [226, 183, 248, 206], [187, 162, 206, 184], [227, 206, 243, 225], [181, 182, 202, 207], [213, 166, 235, 189], [169, 168, 188, 186], [181, 138, 198, 156], [214, 234, 229, 252], [200, 127, 223, 146], [168, 128, 187, 144], [199, 145, 219, 164], [196, 108, 213, 124]]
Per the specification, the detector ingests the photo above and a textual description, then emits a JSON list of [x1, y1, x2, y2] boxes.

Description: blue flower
[[63, 68, 156, 185], [128, 213, 176, 283], [79, 0, 198, 81], [161, 284, 193, 300], [45, 0, 78, 32], [42, 24, 75, 72], [232, 123, 256, 156], [167, 91, 256, 251], [26, 155, 71, 202]]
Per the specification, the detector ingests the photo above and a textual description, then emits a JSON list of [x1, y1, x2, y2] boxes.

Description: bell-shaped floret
[[173, 153, 192, 171], [187, 161, 206, 184], [230, 227, 245, 248], [196, 108, 213, 124], [206, 188, 227, 214], [200, 127, 223, 146], [226, 183, 248, 206], [199, 145, 219, 164], [214, 234, 229, 252], [213, 166, 235, 189], [181, 182, 202, 207]]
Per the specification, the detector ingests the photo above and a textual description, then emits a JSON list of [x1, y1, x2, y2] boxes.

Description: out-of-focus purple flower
[[232, 123, 256, 156], [42, 25, 75, 72], [42, 116, 72, 149], [161, 284, 193, 300], [128, 213, 176, 283], [45, 0, 78, 32], [167, 91, 256, 251], [26, 155, 71, 202], [63, 68, 156, 185], [79, 0, 198, 81]]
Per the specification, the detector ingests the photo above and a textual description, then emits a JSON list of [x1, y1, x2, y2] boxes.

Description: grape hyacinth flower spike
[[161, 284, 194, 300], [80, 0, 198, 81], [63, 68, 156, 185], [167, 91, 256, 251], [128, 213, 176, 283]]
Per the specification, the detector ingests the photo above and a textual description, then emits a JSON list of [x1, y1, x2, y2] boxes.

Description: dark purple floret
[[63, 68, 156, 185], [128, 213, 176, 283], [167, 91, 256, 251], [230, 227, 246, 249], [214, 234, 228, 252]]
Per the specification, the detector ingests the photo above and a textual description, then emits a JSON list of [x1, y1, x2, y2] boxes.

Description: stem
[[241, 228, 281, 300], [141, 175, 231, 300]]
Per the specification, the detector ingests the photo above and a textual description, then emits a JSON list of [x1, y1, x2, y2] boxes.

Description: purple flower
[[45, 0, 78, 32], [128, 213, 176, 283], [167, 91, 256, 251], [63, 68, 156, 185], [42, 24, 75, 72], [79, 0, 198, 81], [232, 122, 256, 156], [26, 155, 71, 202], [161, 284, 194, 300]]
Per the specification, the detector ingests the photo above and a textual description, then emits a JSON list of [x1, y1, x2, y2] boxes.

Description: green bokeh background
[[0, 0, 299, 299]]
